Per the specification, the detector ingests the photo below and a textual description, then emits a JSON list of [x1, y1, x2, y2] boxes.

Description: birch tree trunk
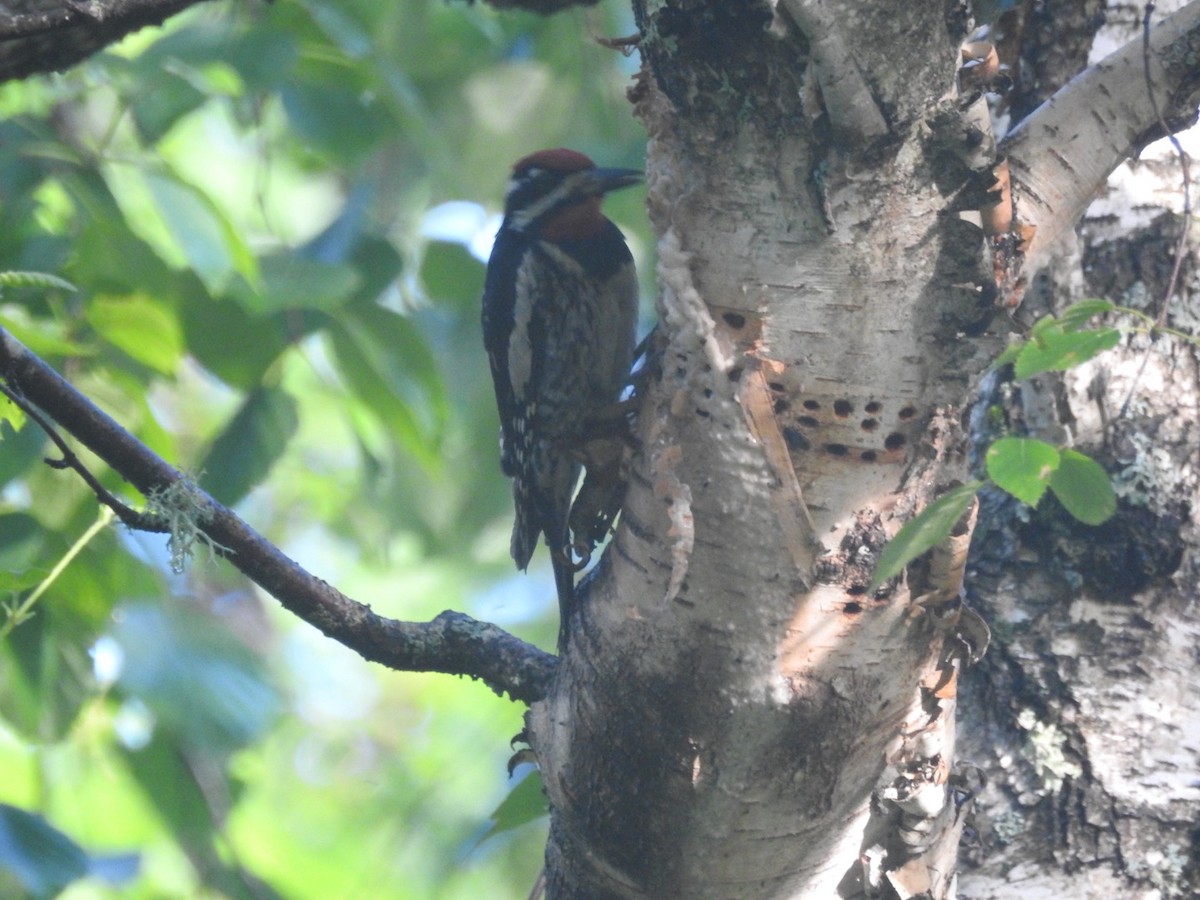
[[5, 0, 1197, 895], [956, 6, 1200, 899], [527, 1, 1200, 896]]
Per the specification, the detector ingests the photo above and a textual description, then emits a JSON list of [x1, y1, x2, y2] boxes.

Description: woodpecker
[[481, 148, 640, 648]]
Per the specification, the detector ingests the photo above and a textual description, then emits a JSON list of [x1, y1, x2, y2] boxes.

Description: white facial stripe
[[508, 170, 593, 231], [505, 170, 536, 200]]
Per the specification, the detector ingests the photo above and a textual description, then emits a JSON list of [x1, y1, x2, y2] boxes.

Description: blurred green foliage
[[0, 0, 648, 895]]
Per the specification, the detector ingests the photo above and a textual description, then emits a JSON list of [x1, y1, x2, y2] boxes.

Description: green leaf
[[116, 728, 264, 898], [872, 481, 985, 588], [990, 340, 1023, 371], [199, 386, 299, 507], [0, 397, 28, 436], [70, 219, 176, 296], [347, 236, 404, 301], [177, 274, 298, 389], [117, 729, 215, 846], [1014, 325, 1120, 379], [478, 769, 547, 844], [38, 526, 154, 632], [986, 436, 1060, 506], [228, 253, 361, 315], [87, 294, 184, 374], [0, 420, 47, 493], [328, 305, 446, 467], [0, 606, 97, 744], [112, 602, 282, 755], [60, 167, 129, 229], [993, 300, 1119, 374], [0, 569, 45, 595], [0, 513, 46, 575], [305, 1, 373, 58], [0, 311, 91, 359], [1049, 449, 1117, 525], [130, 70, 208, 144], [1027, 313, 1062, 340], [143, 171, 255, 290], [328, 326, 429, 466], [280, 82, 393, 161], [0, 803, 89, 898], [1058, 299, 1116, 331], [421, 240, 485, 309], [223, 27, 299, 91], [0, 270, 76, 292]]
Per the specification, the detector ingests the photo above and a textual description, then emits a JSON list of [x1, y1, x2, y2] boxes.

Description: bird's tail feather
[[552, 555, 575, 652], [510, 457, 580, 650], [510, 477, 539, 571]]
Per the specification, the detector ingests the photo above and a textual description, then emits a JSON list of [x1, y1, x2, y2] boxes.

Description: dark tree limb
[[475, 0, 600, 14], [0, 0, 208, 83], [1, 379, 168, 532], [0, 0, 600, 84], [0, 327, 557, 704]]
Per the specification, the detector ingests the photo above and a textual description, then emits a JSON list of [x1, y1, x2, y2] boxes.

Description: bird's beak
[[590, 167, 642, 195]]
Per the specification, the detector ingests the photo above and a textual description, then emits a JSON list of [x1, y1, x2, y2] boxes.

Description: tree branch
[[477, 0, 601, 13], [1002, 0, 1200, 273], [0, 0, 210, 83], [0, 6, 76, 42], [0, 0, 602, 84], [0, 327, 556, 704], [1, 379, 167, 531]]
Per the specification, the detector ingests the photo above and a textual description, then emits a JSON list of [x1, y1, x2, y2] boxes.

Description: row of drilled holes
[[770, 386, 913, 461]]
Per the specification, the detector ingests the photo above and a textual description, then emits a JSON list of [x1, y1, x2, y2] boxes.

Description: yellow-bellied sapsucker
[[482, 148, 640, 648]]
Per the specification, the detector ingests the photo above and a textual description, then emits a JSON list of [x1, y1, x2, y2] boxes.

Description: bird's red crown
[[512, 148, 596, 175]]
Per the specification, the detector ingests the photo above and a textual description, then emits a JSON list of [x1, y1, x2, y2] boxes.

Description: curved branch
[[481, 0, 601, 13], [0, 327, 556, 704], [0, 6, 76, 41], [0, 0, 209, 83], [1002, 0, 1200, 272], [1, 380, 167, 532], [0, 0, 601, 84]]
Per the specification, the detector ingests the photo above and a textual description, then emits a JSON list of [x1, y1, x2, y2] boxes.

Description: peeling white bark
[[533, 1, 1200, 896], [1005, 0, 1200, 272], [955, 6, 1200, 895]]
